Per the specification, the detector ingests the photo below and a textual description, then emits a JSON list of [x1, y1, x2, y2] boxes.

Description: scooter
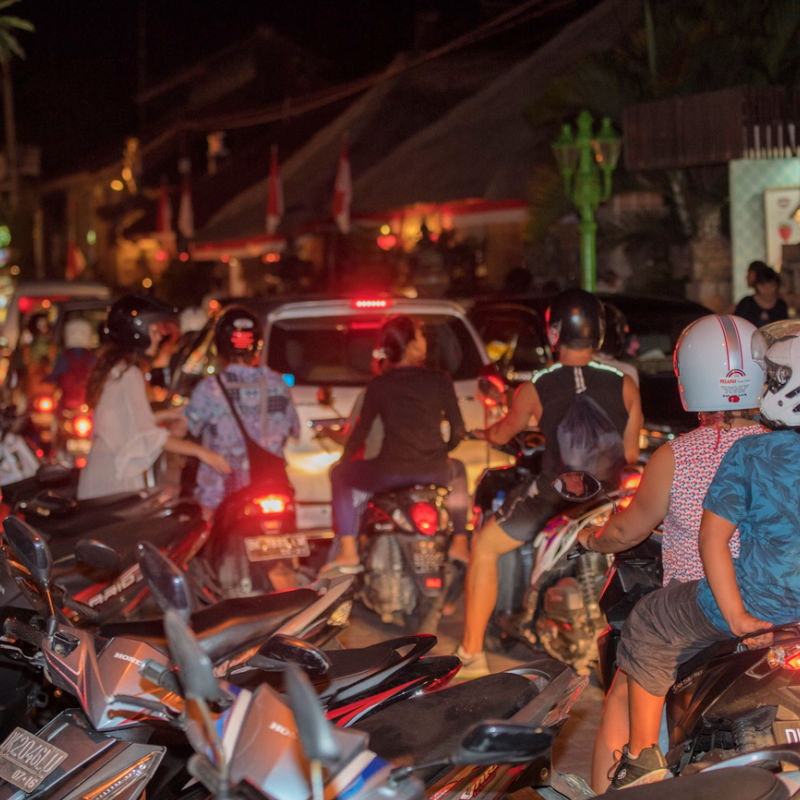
[[0, 404, 41, 486]]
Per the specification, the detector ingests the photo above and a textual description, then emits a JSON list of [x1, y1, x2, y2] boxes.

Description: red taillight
[[73, 415, 92, 438], [76, 457, 87, 468], [352, 298, 391, 309], [785, 652, 800, 670], [622, 473, 642, 491], [425, 577, 442, 588], [410, 502, 438, 535], [36, 396, 54, 412], [252, 494, 290, 515], [618, 496, 633, 509], [479, 374, 506, 408]]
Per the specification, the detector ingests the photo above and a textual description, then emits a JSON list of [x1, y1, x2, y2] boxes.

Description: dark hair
[[86, 346, 145, 408], [378, 315, 418, 364], [754, 263, 780, 286], [747, 260, 769, 275]]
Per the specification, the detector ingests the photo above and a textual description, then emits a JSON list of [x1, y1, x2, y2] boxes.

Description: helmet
[[104, 295, 177, 351], [673, 314, 763, 412], [179, 306, 207, 335], [545, 289, 605, 350], [214, 306, 263, 360], [64, 317, 93, 349], [601, 303, 629, 359], [751, 320, 800, 428]]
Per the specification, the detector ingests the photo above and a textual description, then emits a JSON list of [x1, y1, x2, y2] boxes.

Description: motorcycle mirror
[[284, 662, 341, 766], [248, 634, 332, 677], [2, 517, 53, 590], [136, 541, 192, 622], [75, 539, 121, 571], [450, 722, 553, 767], [552, 471, 602, 502]]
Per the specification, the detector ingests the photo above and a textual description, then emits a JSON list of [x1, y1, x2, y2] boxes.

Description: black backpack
[[556, 368, 625, 485]]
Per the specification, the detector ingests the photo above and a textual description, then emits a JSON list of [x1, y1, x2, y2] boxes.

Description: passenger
[[456, 289, 642, 679], [44, 317, 97, 411], [183, 306, 299, 511], [605, 320, 800, 790], [578, 314, 766, 792], [78, 295, 229, 500], [321, 314, 467, 576]]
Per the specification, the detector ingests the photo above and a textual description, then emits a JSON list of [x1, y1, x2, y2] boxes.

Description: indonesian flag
[[332, 138, 352, 234], [156, 177, 172, 235], [177, 172, 194, 239], [65, 241, 86, 280], [266, 145, 284, 235]]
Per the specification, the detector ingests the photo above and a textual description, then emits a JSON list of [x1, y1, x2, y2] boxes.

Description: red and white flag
[[266, 144, 284, 235], [177, 172, 194, 239], [332, 138, 352, 234], [156, 177, 172, 235]]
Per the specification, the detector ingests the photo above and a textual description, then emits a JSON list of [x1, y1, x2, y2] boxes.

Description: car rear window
[[267, 313, 483, 386]]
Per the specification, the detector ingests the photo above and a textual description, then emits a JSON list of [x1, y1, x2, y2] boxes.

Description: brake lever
[[567, 543, 587, 560]]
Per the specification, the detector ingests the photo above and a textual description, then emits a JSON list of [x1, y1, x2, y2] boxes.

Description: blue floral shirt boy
[[184, 364, 299, 509]]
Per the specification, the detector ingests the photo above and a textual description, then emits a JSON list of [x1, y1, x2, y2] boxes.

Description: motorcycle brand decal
[[85, 564, 140, 608], [0, 728, 68, 792], [113, 652, 144, 667], [268, 720, 297, 740], [716, 316, 752, 404]]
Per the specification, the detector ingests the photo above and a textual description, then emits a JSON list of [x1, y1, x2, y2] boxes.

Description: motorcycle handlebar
[[3, 617, 45, 649]]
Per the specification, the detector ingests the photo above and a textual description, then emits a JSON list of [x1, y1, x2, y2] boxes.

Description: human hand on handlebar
[[577, 524, 603, 552]]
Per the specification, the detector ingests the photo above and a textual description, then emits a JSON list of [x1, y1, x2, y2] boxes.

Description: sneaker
[[609, 745, 669, 790], [454, 645, 490, 680]]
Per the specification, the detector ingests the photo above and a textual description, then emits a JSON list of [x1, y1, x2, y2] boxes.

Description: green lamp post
[[551, 111, 622, 292]]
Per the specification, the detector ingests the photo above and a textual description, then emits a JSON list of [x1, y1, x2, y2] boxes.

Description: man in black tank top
[[455, 290, 643, 679]]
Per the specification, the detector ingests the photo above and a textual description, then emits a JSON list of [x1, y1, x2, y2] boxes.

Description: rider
[[456, 288, 642, 678], [606, 319, 800, 789], [183, 306, 300, 511], [44, 317, 97, 412], [78, 295, 230, 500], [578, 314, 766, 791], [321, 314, 466, 576]]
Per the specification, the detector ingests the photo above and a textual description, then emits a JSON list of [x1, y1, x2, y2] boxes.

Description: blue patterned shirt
[[184, 364, 299, 509], [698, 429, 800, 632]]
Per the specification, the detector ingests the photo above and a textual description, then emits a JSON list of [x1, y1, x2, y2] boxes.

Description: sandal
[[317, 562, 364, 579]]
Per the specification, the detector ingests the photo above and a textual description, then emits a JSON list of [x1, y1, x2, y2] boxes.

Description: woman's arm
[[578, 442, 672, 553], [164, 435, 230, 474], [441, 374, 466, 450], [621, 374, 643, 464]]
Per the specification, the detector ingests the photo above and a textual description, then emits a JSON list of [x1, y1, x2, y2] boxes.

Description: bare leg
[[461, 518, 521, 655], [591, 670, 629, 792], [329, 535, 359, 567], [627, 674, 665, 756]]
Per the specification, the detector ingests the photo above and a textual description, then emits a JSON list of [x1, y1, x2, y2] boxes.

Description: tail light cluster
[[391, 501, 448, 535], [767, 642, 800, 671], [35, 396, 54, 413], [72, 415, 92, 438], [246, 493, 292, 516]]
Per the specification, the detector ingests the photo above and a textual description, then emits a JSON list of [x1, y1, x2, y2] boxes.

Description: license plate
[[0, 727, 68, 792], [773, 720, 800, 744], [244, 534, 310, 562], [66, 438, 91, 455]]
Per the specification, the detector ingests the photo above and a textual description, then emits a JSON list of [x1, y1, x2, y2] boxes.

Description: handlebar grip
[[3, 618, 45, 648]]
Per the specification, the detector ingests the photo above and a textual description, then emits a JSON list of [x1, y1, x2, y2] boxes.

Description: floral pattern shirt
[[184, 364, 299, 509]]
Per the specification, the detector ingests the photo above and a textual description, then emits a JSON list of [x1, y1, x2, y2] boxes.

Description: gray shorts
[[616, 579, 731, 696], [495, 481, 566, 543]]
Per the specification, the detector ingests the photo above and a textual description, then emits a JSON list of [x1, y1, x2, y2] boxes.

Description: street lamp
[[552, 111, 622, 291]]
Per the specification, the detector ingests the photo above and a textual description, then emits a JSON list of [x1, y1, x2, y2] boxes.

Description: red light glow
[[410, 502, 438, 534], [425, 577, 442, 588], [376, 234, 397, 251], [253, 494, 290, 515], [36, 397, 54, 413], [76, 457, 87, 468], [73, 415, 92, 438], [622, 473, 642, 491], [786, 652, 800, 670], [352, 299, 390, 309], [179, 252, 190, 262], [479, 374, 506, 408], [155, 249, 168, 262]]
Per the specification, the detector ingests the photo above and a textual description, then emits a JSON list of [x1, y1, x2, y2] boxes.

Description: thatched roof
[[199, 0, 642, 243]]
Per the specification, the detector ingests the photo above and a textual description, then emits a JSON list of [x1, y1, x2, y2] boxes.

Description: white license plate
[[244, 534, 310, 562], [66, 438, 91, 455], [0, 727, 68, 792]]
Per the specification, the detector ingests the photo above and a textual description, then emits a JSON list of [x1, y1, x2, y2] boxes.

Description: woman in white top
[[77, 295, 230, 500]]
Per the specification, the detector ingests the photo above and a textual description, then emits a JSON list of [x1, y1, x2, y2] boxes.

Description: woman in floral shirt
[[184, 307, 299, 510]]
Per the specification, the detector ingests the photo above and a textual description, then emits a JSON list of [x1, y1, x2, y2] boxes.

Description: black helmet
[[104, 295, 177, 351], [600, 303, 629, 359], [214, 306, 263, 360], [545, 289, 605, 350]]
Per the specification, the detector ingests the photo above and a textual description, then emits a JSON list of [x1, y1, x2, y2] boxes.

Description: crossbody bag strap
[[214, 372, 254, 445]]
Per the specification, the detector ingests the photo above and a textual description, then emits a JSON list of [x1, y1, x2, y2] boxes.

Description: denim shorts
[[616, 579, 731, 696]]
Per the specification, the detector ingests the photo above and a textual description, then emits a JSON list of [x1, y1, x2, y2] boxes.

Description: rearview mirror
[[75, 539, 121, 571], [552, 471, 601, 502], [451, 721, 552, 766], [136, 541, 192, 622], [248, 634, 332, 677], [2, 517, 53, 590]]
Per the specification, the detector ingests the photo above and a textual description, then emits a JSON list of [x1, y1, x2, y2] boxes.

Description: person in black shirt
[[455, 289, 643, 679], [734, 261, 789, 327], [321, 315, 467, 575]]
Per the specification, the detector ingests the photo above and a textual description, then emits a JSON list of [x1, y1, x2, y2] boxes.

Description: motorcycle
[[0, 405, 41, 486], [50, 403, 93, 467]]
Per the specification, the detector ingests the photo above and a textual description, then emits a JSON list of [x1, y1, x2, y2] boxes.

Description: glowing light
[[142, 277, 153, 288], [76, 457, 87, 468], [41, 299, 51, 309], [252, 494, 290, 514], [380, 224, 391, 235], [35, 397, 54, 413], [9, 265, 20, 276], [110, 179, 124, 191], [352, 298, 390, 309], [0, 225, 10, 247], [179, 251, 190, 262], [376, 233, 397, 251], [73, 415, 92, 437], [155, 249, 168, 262], [262, 252, 281, 263], [208, 299, 221, 312], [86, 230, 97, 245], [221, 254, 230, 263], [622, 473, 642, 491], [410, 502, 438, 534], [121, 166, 132, 181]]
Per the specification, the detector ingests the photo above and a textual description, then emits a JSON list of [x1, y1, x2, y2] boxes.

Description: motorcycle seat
[[354, 671, 538, 767], [98, 588, 319, 664], [593, 766, 787, 800], [675, 637, 740, 683]]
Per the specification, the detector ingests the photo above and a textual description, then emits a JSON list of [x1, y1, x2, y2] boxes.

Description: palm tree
[[0, 0, 34, 211]]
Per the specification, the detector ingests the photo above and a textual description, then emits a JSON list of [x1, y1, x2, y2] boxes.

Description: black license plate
[[244, 534, 310, 562], [773, 720, 800, 744], [0, 727, 68, 792]]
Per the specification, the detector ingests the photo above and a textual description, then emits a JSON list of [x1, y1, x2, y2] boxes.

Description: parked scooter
[[0, 404, 41, 486]]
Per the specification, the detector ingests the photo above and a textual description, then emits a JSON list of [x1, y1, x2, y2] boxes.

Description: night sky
[[11, 0, 599, 176]]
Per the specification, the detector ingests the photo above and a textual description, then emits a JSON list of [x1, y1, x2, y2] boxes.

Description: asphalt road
[[337, 592, 604, 784]]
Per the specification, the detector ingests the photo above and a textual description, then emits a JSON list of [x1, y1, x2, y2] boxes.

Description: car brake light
[[76, 457, 87, 468], [410, 502, 438, 535], [352, 298, 391, 309], [252, 494, 290, 515], [73, 415, 92, 438], [36, 397, 54, 413], [425, 577, 442, 588]]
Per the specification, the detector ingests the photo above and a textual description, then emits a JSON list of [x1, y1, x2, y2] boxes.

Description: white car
[[172, 296, 510, 533]]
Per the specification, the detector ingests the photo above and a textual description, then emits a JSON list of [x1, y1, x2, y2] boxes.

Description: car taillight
[[351, 298, 391, 309], [36, 397, 54, 412], [425, 577, 442, 588], [250, 493, 291, 515], [76, 457, 87, 468], [73, 415, 92, 438], [410, 502, 438, 535]]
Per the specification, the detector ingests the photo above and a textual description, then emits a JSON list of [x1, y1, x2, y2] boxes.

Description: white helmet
[[673, 314, 764, 412], [179, 306, 207, 335], [751, 320, 800, 428], [63, 317, 93, 350]]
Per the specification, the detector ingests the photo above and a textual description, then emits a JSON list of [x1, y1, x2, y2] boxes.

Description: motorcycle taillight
[[73, 415, 92, 438], [410, 502, 438, 535], [35, 396, 54, 413], [246, 493, 291, 516]]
